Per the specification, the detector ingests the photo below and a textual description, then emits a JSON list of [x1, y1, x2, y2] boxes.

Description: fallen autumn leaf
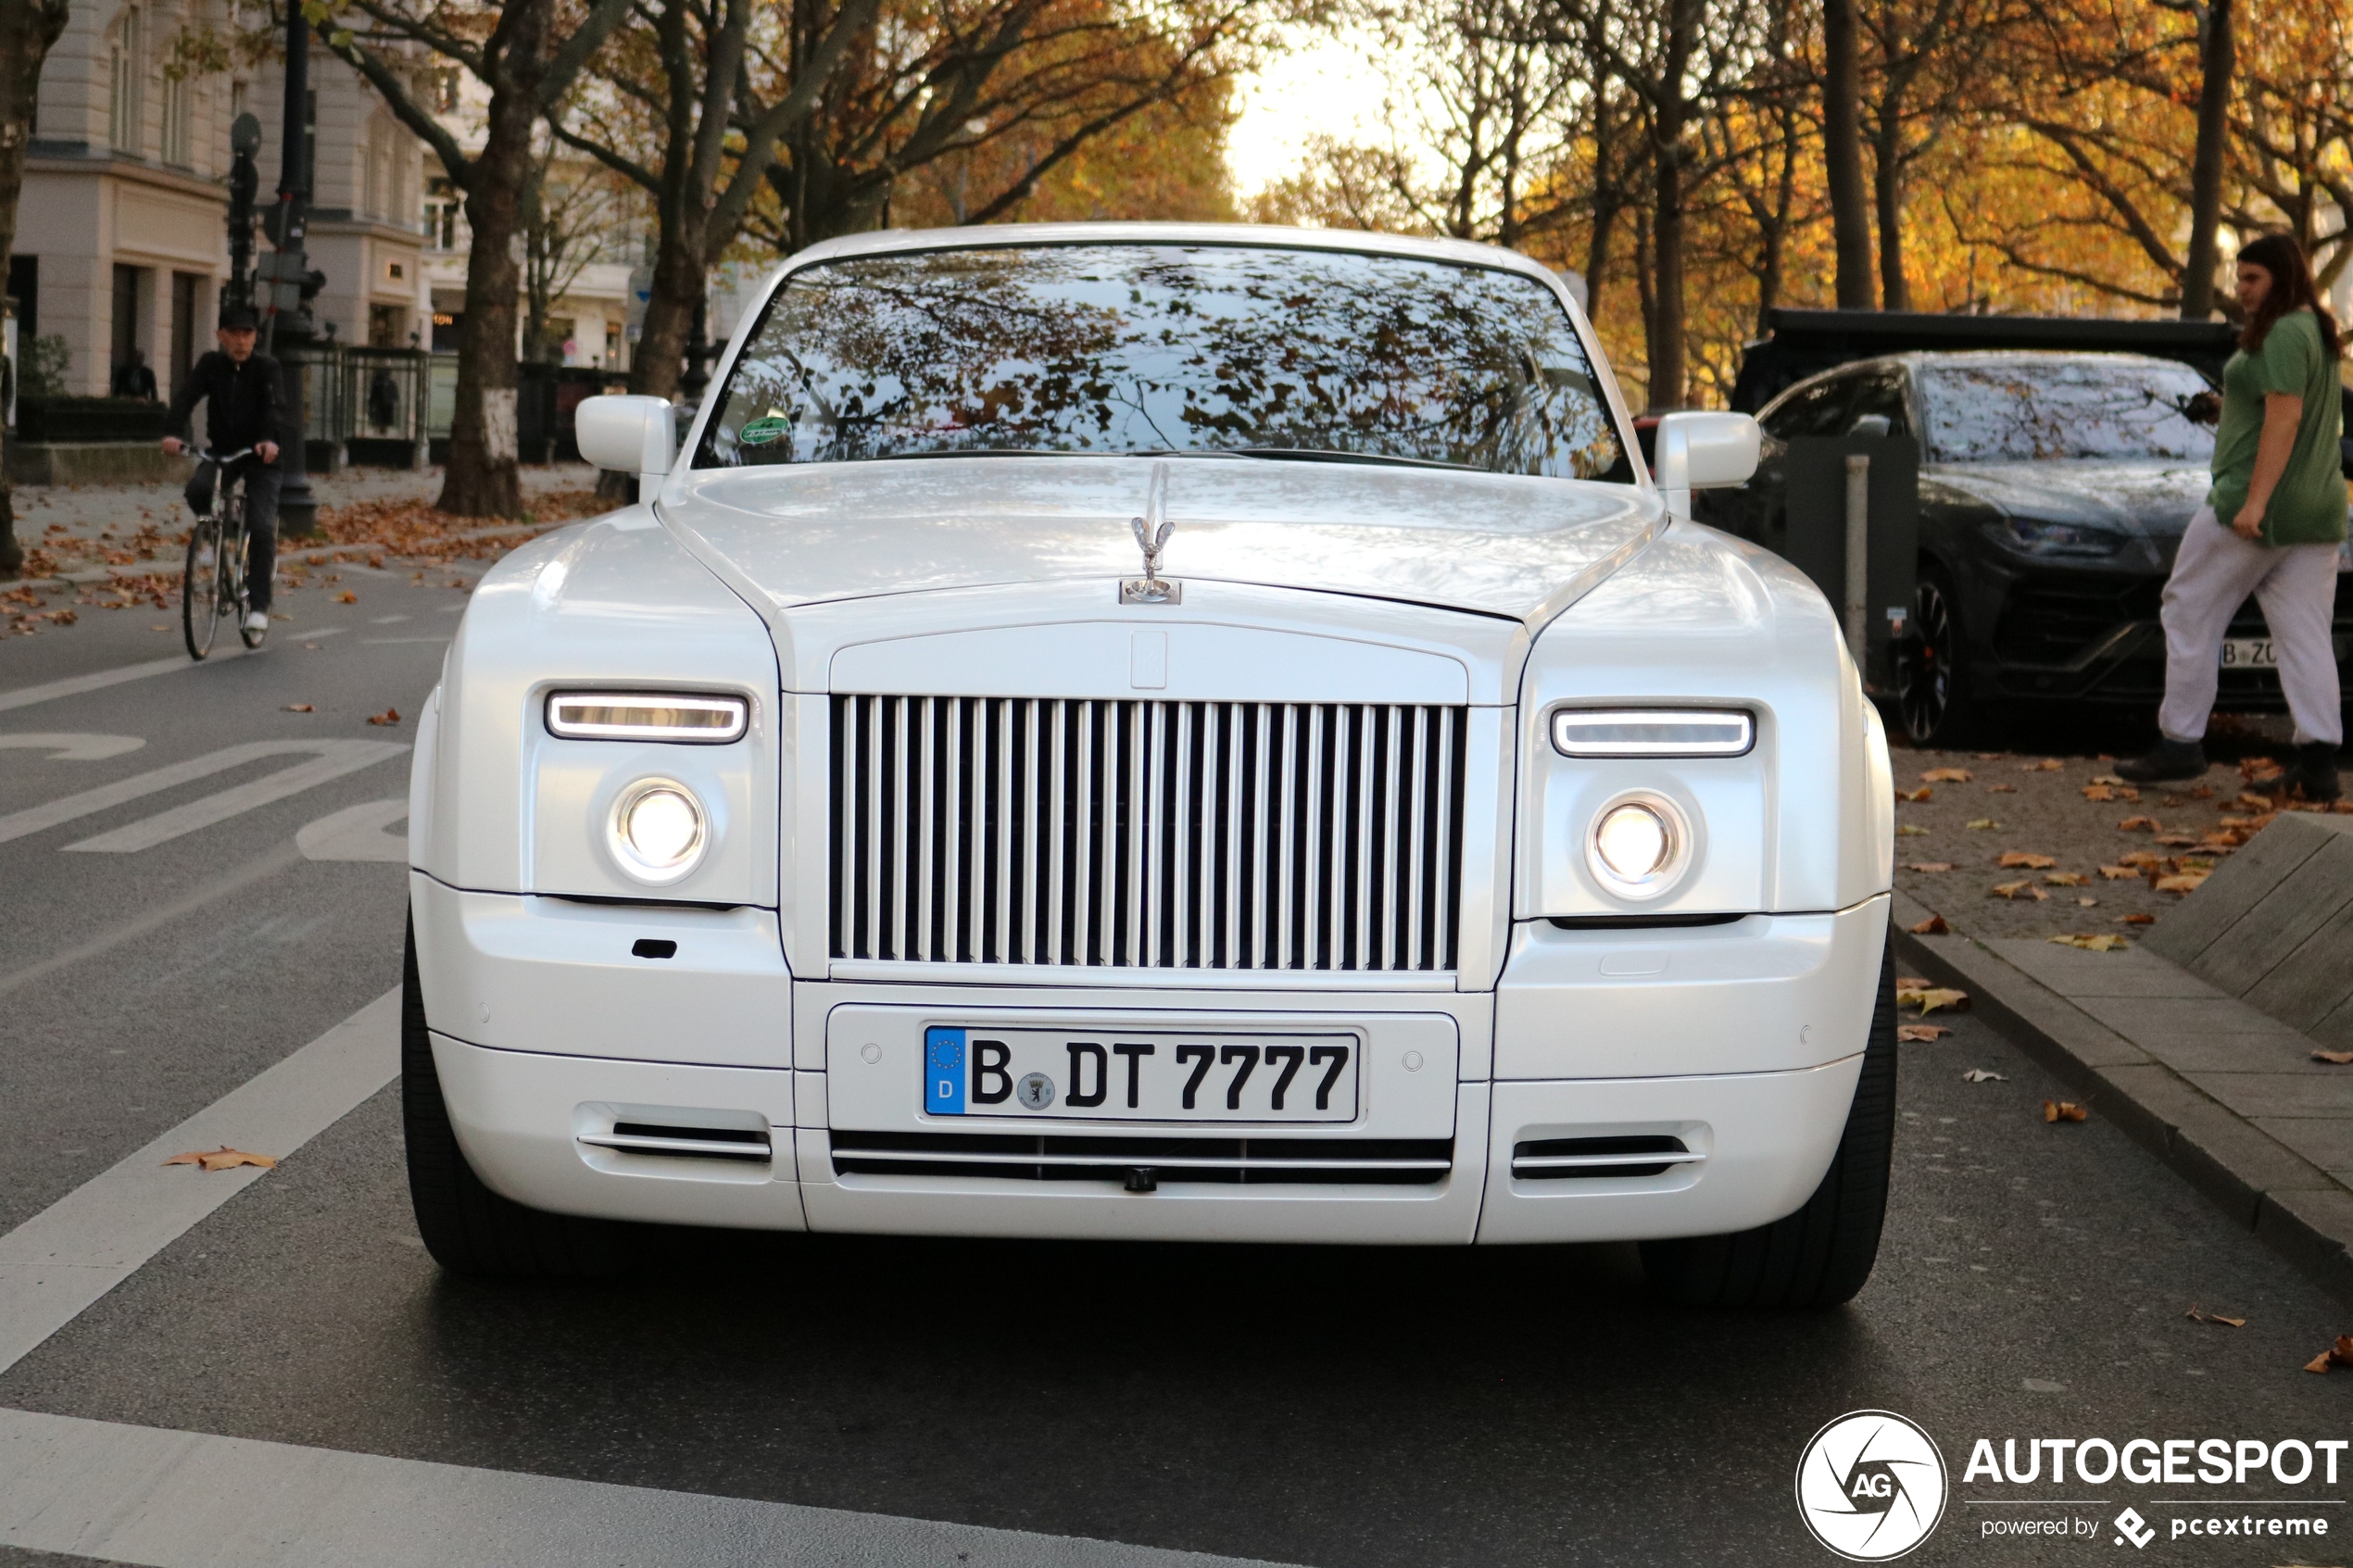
[[2118, 816, 2160, 832], [1898, 985, 1969, 1015], [2044, 1100, 2089, 1123], [1967, 818, 1999, 830], [2313, 1050, 2353, 1065], [1897, 1023, 1950, 1042], [2305, 1336, 2353, 1374], [2045, 872, 2089, 887], [2097, 865, 2141, 880], [2185, 1306, 2246, 1327], [335, 590, 358, 604], [283, 703, 313, 713], [1922, 767, 1972, 783], [1896, 786, 1932, 802], [1907, 914, 1949, 935], [2050, 934, 2129, 950], [366, 708, 402, 727], [163, 1146, 276, 1173], [1997, 851, 2057, 869]]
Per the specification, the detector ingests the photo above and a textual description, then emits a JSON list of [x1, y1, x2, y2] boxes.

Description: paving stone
[[2183, 832, 2353, 999], [2244, 892, 2353, 1035], [2130, 1032, 2349, 1077], [2178, 1072, 2353, 1120], [2147, 811, 2338, 972], [1988, 938, 2227, 999], [2076, 995, 2296, 1038], [2250, 1118, 2353, 1179]]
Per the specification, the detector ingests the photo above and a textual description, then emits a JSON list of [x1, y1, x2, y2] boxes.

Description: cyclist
[[160, 304, 285, 637]]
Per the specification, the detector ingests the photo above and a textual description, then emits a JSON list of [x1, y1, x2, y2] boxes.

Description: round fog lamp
[[611, 779, 706, 882], [1586, 795, 1689, 898]]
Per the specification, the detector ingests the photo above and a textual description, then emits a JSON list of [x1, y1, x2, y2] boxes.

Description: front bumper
[[414, 872, 1886, 1245]]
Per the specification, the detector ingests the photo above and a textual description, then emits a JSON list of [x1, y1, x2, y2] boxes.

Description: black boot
[[2116, 737, 2208, 784], [2292, 742, 2342, 803]]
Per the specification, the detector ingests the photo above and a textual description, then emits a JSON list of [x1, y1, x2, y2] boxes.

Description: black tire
[[181, 515, 222, 660], [1641, 938, 1897, 1310], [1892, 567, 1973, 746], [402, 915, 622, 1280]]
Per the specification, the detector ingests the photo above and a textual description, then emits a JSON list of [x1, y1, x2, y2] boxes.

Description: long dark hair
[[2236, 232, 2343, 359]]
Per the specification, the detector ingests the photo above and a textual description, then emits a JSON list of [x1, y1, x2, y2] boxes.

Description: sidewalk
[[1894, 886, 2353, 1305]]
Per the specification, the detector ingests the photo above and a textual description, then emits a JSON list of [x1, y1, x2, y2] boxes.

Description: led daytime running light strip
[[1553, 709, 1753, 758], [547, 692, 748, 743]]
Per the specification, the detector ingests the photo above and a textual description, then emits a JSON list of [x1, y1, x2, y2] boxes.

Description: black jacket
[[165, 350, 287, 456]]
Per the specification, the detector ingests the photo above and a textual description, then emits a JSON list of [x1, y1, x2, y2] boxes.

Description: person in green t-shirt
[[2120, 233, 2348, 800]]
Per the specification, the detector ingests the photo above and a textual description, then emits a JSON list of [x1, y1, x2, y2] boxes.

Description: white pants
[[2158, 507, 2343, 746]]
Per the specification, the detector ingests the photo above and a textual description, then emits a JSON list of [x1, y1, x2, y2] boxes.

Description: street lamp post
[[259, 0, 319, 536]]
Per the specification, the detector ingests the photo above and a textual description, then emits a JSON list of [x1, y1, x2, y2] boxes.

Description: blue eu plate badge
[[925, 1027, 965, 1115]]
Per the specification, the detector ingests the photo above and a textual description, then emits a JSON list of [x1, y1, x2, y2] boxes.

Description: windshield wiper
[[1222, 446, 1478, 472]]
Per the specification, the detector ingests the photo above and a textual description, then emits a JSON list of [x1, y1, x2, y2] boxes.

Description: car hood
[[1922, 459, 2211, 533], [661, 457, 1659, 625]]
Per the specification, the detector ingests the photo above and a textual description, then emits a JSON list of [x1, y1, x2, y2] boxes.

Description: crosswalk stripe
[[0, 739, 405, 849], [65, 743, 408, 853]]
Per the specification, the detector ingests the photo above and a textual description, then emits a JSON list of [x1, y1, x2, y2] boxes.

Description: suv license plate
[[2220, 637, 2278, 669], [923, 1027, 1359, 1123]]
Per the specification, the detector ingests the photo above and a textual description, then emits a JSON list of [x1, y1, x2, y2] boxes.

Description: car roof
[[1759, 350, 2208, 413], [777, 221, 1568, 289]]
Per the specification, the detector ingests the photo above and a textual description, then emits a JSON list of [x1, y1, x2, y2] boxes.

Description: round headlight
[[1585, 794, 1690, 898], [610, 778, 705, 882]]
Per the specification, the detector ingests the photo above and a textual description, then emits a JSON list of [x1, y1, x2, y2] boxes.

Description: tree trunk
[[630, 232, 704, 401], [1872, 113, 1907, 310], [2180, 0, 2233, 319], [0, 0, 70, 576], [435, 2, 550, 519], [1822, 0, 1874, 310], [1647, 0, 1692, 410]]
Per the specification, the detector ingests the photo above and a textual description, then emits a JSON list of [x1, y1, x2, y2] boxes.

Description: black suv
[[1705, 312, 2353, 744]]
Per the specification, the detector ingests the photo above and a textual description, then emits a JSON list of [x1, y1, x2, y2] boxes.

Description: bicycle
[[181, 447, 266, 659]]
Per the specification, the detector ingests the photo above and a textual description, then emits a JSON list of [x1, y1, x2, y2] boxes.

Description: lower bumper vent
[[832, 1130, 1452, 1185], [1511, 1135, 1700, 1180], [577, 1122, 774, 1163]]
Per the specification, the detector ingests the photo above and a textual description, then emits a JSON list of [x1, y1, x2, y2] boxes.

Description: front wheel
[[1641, 939, 1896, 1309], [402, 916, 622, 1280], [181, 515, 223, 660], [1891, 569, 1973, 746]]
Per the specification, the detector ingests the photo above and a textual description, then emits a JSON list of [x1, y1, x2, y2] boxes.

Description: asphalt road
[[6, 561, 2353, 1567]]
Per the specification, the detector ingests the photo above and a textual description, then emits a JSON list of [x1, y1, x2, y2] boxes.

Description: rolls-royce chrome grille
[[829, 696, 1466, 971]]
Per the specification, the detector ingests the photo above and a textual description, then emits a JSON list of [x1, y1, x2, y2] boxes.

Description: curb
[[1892, 894, 2353, 1310]]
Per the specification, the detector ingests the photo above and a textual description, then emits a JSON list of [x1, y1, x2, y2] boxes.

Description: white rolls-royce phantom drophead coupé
[[405, 223, 1896, 1305]]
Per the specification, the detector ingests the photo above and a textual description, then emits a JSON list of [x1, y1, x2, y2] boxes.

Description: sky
[[1225, 28, 1396, 199]]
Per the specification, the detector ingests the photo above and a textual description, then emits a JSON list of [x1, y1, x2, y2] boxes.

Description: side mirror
[[576, 395, 675, 495], [1652, 410, 1760, 522]]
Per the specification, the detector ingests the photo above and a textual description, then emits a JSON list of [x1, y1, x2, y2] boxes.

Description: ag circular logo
[[1794, 1410, 1947, 1561]]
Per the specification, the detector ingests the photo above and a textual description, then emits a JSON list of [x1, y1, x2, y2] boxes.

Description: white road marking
[[65, 741, 408, 853], [296, 797, 408, 862], [0, 739, 405, 850], [0, 1407, 1290, 1568], [0, 656, 189, 714], [360, 636, 451, 645], [369, 614, 409, 624], [0, 989, 399, 1374], [0, 734, 145, 761], [0, 841, 305, 1000]]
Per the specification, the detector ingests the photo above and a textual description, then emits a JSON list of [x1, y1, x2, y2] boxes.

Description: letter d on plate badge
[[925, 1027, 966, 1115]]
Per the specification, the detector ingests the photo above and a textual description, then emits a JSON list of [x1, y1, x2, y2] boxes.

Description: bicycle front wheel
[[182, 515, 224, 660]]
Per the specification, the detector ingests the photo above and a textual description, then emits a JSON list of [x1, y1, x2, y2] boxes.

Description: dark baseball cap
[[217, 304, 259, 331]]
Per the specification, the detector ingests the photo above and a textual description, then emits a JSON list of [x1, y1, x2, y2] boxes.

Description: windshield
[[1919, 356, 2216, 464], [695, 243, 1629, 480]]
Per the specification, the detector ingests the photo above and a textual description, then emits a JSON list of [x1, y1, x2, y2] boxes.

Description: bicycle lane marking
[[0, 988, 400, 1375], [0, 627, 351, 717], [0, 739, 405, 850], [64, 742, 409, 852]]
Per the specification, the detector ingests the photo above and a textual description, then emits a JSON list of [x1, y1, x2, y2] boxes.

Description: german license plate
[[2220, 637, 2278, 669], [922, 1027, 1359, 1123]]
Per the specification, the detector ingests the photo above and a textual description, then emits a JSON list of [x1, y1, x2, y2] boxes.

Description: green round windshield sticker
[[737, 415, 790, 446]]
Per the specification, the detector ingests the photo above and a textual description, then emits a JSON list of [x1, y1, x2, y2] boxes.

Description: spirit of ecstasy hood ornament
[[1120, 461, 1179, 604]]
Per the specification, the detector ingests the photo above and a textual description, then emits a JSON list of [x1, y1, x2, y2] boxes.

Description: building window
[[110, 6, 145, 154], [431, 68, 459, 113], [159, 68, 191, 165], [424, 177, 462, 251]]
